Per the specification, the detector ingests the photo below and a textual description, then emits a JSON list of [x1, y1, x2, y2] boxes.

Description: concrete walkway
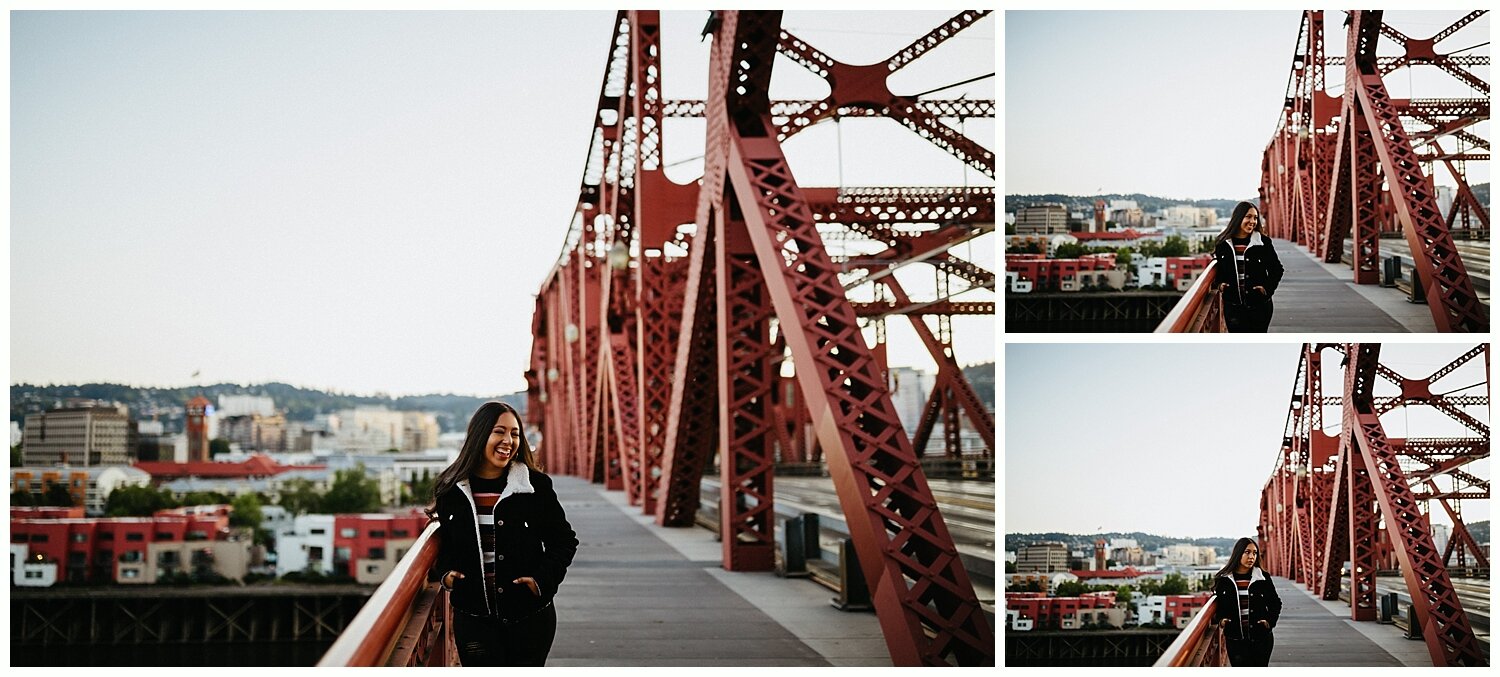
[[545, 475, 890, 667], [1266, 238, 1429, 332], [1268, 575, 1416, 667]]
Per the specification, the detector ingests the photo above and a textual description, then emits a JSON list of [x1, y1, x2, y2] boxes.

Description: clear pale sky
[[9, 10, 994, 397], [1005, 343, 1490, 540], [1005, 10, 1490, 199]]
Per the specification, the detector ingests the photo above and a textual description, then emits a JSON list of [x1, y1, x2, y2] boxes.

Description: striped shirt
[[1230, 237, 1251, 290], [470, 474, 507, 604], [1233, 572, 1252, 630]]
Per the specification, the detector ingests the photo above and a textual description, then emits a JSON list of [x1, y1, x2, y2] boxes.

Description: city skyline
[[1005, 343, 1490, 540], [10, 10, 995, 397], [1005, 10, 1490, 198]]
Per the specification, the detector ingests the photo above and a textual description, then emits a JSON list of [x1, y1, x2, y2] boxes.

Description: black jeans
[[452, 603, 557, 667], [1224, 299, 1274, 333], [1226, 631, 1274, 667]]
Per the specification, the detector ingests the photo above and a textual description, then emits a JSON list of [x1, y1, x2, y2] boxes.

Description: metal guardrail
[[1154, 260, 1225, 332], [1153, 597, 1228, 667], [317, 521, 452, 667]]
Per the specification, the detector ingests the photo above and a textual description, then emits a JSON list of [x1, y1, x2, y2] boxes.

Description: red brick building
[[1005, 590, 1119, 630], [333, 511, 428, 583], [1006, 253, 1120, 292]]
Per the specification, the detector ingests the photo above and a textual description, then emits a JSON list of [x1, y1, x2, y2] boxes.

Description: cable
[[911, 72, 995, 99]]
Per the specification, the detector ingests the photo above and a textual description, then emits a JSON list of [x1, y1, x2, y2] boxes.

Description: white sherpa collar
[[456, 462, 536, 504]]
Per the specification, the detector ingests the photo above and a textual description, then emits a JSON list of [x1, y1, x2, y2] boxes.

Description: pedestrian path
[[1268, 575, 1408, 667], [545, 475, 890, 666], [1267, 238, 1425, 332]]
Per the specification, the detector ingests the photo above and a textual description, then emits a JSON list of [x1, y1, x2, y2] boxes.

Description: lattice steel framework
[[1261, 11, 1488, 332], [1259, 344, 1489, 667], [524, 10, 995, 666]]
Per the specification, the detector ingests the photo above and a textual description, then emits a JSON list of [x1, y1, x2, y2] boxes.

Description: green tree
[[209, 438, 231, 458], [42, 483, 77, 507], [408, 469, 436, 506], [1005, 241, 1042, 255], [10, 489, 36, 507], [1055, 580, 1090, 597], [179, 491, 231, 506], [1159, 573, 1190, 595], [1137, 240, 1163, 258], [230, 492, 264, 529], [1114, 248, 1133, 266], [277, 478, 324, 515], [322, 466, 383, 514], [106, 485, 177, 517], [1138, 578, 1162, 597], [1160, 235, 1190, 257], [1053, 242, 1089, 259], [1004, 560, 1017, 574], [1115, 585, 1133, 605], [11, 444, 23, 467]]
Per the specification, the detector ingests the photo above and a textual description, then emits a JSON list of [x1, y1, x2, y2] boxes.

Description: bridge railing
[[1153, 597, 1228, 667], [318, 521, 454, 667], [1154, 260, 1226, 333]]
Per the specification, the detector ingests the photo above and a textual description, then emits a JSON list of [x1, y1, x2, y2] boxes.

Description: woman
[[1213, 201, 1284, 332], [1212, 537, 1282, 667], [432, 401, 578, 666]]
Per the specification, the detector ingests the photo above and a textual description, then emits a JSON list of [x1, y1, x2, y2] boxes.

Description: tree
[[209, 438, 231, 458], [1115, 585, 1133, 605], [1004, 560, 1017, 574], [1055, 580, 1090, 597], [322, 466, 383, 514], [106, 485, 177, 517], [1053, 242, 1088, 259], [1138, 578, 1162, 597], [1137, 241, 1163, 258], [277, 478, 324, 515], [230, 492, 264, 529], [1006, 241, 1042, 255], [1159, 573, 1190, 596], [1114, 248, 1133, 266], [11, 444, 23, 467], [179, 491, 231, 506], [408, 469, 436, 506], [1160, 235, 1190, 257], [43, 483, 77, 507], [1005, 579, 1043, 593]]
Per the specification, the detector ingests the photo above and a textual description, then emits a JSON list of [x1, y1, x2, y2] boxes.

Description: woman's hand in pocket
[[513, 576, 541, 596]]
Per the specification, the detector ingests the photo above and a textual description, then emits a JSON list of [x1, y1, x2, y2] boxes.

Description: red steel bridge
[[320, 10, 995, 667], [1159, 10, 1489, 333], [1158, 343, 1490, 667]]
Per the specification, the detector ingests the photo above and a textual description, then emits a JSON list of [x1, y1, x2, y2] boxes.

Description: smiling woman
[[429, 400, 578, 666]]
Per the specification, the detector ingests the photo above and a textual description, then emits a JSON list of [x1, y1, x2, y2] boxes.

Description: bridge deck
[[546, 475, 891, 667], [1267, 238, 1426, 332], [1268, 575, 1419, 667]]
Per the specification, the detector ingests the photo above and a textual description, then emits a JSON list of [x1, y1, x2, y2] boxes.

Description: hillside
[[1006, 531, 1237, 556]]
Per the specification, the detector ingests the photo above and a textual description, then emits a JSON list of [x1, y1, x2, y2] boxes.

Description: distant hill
[[10, 382, 525, 435], [1006, 531, 1237, 556], [962, 362, 995, 410], [1004, 193, 1249, 217], [1465, 520, 1488, 545], [1006, 184, 1489, 222]]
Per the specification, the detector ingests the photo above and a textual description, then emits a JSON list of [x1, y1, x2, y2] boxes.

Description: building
[[276, 514, 337, 577], [185, 396, 213, 462], [11, 465, 153, 515], [217, 394, 276, 418], [1134, 255, 1212, 289], [888, 367, 934, 434], [1014, 204, 1070, 236], [10, 507, 249, 585], [1006, 253, 1124, 293], [22, 403, 135, 467], [1109, 200, 1144, 229], [134, 454, 327, 486], [402, 412, 442, 452], [1163, 205, 1218, 229], [1162, 543, 1218, 566], [1006, 591, 1122, 631], [1017, 542, 1070, 573], [333, 406, 407, 453], [219, 413, 288, 453], [1070, 566, 1168, 587], [1136, 592, 1212, 627], [1006, 571, 1078, 593], [334, 512, 428, 583]]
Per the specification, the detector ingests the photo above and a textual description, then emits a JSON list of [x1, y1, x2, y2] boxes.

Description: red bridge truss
[[1259, 343, 1489, 667], [525, 11, 995, 666], [1261, 10, 1489, 332]]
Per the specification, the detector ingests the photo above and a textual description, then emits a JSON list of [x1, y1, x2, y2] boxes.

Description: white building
[[1006, 609, 1036, 632], [1162, 544, 1217, 566], [218, 395, 277, 418], [888, 367, 934, 434], [333, 406, 407, 454], [11, 544, 58, 587], [1162, 205, 1218, 229], [275, 514, 337, 577], [1006, 270, 1035, 294]]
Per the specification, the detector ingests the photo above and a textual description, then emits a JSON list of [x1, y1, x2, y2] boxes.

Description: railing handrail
[[318, 520, 441, 666], [1153, 596, 1223, 667], [1154, 259, 1222, 333]]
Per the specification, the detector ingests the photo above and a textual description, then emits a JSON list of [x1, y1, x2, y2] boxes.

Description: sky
[[1005, 10, 1490, 199], [8, 10, 995, 397], [1004, 342, 1490, 541]]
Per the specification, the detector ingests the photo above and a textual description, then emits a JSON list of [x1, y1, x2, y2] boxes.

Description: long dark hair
[[431, 401, 539, 503], [1215, 537, 1261, 578], [1215, 200, 1262, 247]]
